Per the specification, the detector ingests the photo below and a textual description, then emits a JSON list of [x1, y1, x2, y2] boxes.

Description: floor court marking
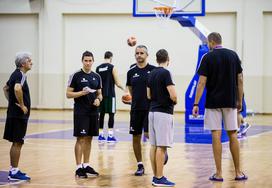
[[0, 182, 117, 188]]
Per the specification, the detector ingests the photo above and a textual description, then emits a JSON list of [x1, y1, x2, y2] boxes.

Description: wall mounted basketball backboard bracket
[[133, 0, 205, 17]]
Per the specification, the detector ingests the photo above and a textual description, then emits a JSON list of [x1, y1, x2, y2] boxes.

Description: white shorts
[[204, 108, 238, 131], [148, 112, 174, 147]]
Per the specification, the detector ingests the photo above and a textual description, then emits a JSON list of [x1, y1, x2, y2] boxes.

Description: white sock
[[137, 162, 143, 166], [83, 163, 90, 168], [76, 164, 82, 170], [108, 129, 113, 137], [10, 167, 19, 175], [99, 129, 104, 136]]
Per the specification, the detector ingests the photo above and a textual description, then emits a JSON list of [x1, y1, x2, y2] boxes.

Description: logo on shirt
[[99, 66, 108, 72], [81, 78, 88, 83], [133, 73, 139, 78], [93, 77, 96, 81], [80, 129, 87, 134], [147, 71, 151, 74]]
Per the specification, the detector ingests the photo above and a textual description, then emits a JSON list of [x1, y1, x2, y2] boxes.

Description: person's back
[[193, 32, 247, 182], [148, 67, 174, 114], [201, 48, 242, 108], [96, 63, 115, 97], [147, 49, 177, 187], [96, 51, 124, 143]]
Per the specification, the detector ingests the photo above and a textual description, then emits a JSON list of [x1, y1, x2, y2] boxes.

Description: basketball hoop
[[154, 6, 174, 20]]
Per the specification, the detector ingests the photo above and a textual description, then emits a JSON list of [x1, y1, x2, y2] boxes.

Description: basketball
[[127, 36, 137, 47], [122, 94, 132, 104]]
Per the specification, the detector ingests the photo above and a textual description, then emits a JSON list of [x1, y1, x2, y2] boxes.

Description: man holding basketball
[[126, 45, 156, 176], [192, 32, 247, 181]]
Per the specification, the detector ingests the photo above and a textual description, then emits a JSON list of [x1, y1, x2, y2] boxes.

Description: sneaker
[[107, 136, 117, 143], [134, 164, 144, 176], [98, 135, 106, 142], [152, 176, 175, 187], [75, 168, 87, 178], [241, 123, 251, 135], [143, 135, 148, 142], [8, 170, 31, 181], [84, 166, 99, 177], [237, 124, 245, 134]]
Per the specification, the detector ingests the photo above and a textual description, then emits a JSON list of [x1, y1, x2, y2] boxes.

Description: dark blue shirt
[[126, 64, 156, 110], [6, 69, 31, 119], [68, 69, 102, 115], [96, 63, 115, 97], [197, 48, 243, 108], [147, 67, 175, 114]]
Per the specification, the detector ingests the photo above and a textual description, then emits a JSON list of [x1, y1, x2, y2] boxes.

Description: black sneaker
[[134, 164, 144, 176], [75, 168, 87, 178], [84, 166, 99, 177]]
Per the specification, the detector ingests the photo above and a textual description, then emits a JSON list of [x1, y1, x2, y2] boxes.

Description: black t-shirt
[[126, 64, 156, 110], [6, 69, 31, 119], [68, 69, 102, 115], [96, 63, 115, 97], [197, 48, 243, 108], [147, 67, 175, 114]]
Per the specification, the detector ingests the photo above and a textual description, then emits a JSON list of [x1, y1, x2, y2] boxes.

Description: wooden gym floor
[[0, 109, 272, 188]]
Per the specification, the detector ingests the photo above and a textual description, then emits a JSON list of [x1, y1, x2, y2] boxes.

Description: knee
[[12, 142, 23, 148]]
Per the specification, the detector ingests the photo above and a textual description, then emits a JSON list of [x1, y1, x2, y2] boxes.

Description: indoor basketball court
[[0, 0, 272, 187]]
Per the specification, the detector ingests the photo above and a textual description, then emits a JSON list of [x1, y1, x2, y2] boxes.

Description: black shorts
[[74, 114, 99, 137], [3, 118, 28, 144], [129, 110, 149, 135]]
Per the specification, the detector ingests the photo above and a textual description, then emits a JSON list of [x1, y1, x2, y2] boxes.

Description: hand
[[81, 90, 89, 96], [93, 98, 100, 107], [192, 106, 199, 117], [237, 102, 242, 112], [16, 103, 28, 114]]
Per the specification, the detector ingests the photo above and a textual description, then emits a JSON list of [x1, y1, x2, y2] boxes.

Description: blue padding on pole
[[171, 16, 196, 27], [185, 44, 208, 124]]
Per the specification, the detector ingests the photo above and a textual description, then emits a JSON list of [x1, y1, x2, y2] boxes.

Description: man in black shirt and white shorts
[[3, 52, 33, 181], [192, 32, 248, 181], [66, 51, 102, 178], [147, 49, 177, 187], [126, 45, 156, 176]]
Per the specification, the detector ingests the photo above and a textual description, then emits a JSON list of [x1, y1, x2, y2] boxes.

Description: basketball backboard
[[133, 0, 205, 17]]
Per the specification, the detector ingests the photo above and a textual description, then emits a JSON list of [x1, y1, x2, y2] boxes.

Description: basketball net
[[154, 6, 174, 21]]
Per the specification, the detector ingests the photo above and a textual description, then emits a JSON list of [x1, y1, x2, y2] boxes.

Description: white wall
[[0, 14, 39, 107], [0, 0, 271, 113]]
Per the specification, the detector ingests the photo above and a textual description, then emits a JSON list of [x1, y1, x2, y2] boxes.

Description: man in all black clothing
[[96, 51, 124, 143], [66, 51, 102, 178], [192, 32, 247, 181], [126, 45, 156, 176], [3, 52, 33, 181]]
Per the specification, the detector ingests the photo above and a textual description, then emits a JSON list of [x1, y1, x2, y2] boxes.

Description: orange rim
[[154, 6, 173, 15]]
